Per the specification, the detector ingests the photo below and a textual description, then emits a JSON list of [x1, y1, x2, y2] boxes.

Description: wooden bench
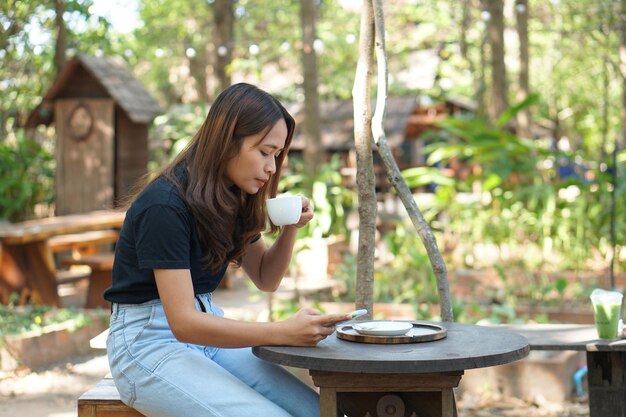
[[55, 267, 92, 285], [62, 253, 115, 309], [501, 323, 626, 417], [48, 229, 119, 257], [0, 210, 124, 306], [50, 229, 119, 288], [78, 376, 144, 417]]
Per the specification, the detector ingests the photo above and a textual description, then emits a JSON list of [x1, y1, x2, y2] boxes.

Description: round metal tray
[[336, 320, 447, 344]]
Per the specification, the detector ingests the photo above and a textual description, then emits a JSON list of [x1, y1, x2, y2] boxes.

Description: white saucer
[[352, 321, 413, 336]]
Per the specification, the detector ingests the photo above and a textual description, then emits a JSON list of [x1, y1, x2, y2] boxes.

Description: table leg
[[310, 371, 461, 417], [0, 248, 26, 303], [319, 388, 340, 417], [441, 388, 456, 417], [85, 268, 112, 309], [0, 242, 60, 306], [587, 351, 626, 417]]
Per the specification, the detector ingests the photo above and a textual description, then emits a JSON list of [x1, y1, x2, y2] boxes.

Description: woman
[[104, 83, 350, 417]]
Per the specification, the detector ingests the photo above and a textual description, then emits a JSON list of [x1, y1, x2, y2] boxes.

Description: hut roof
[[289, 96, 417, 151], [26, 54, 161, 127]]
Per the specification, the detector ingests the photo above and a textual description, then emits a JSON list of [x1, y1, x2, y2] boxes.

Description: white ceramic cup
[[266, 196, 302, 226]]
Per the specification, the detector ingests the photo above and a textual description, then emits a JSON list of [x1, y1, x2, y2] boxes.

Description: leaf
[[555, 278, 568, 295], [496, 93, 540, 128], [424, 144, 466, 165], [401, 166, 456, 187], [482, 173, 502, 191]]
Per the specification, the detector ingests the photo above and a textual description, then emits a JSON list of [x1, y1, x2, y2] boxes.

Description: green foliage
[[0, 132, 54, 222], [2, 0, 626, 158], [148, 103, 209, 170], [314, 2, 360, 99], [404, 110, 626, 273], [474, 303, 523, 325], [333, 252, 358, 301], [374, 225, 439, 305], [0, 0, 109, 221], [528, 0, 623, 158], [0, 1, 98, 127], [278, 155, 354, 239], [268, 297, 300, 322], [426, 115, 550, 188], [1, 0, 625, 326], [332, 223, 440, 306], [401, 166, 456, 188], [269, 298, 324, 322], [131, 0, 215, 102], [0, 294, 92, 338]]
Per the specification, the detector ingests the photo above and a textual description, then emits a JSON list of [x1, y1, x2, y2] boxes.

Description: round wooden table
[[253, 321, 529, 417]]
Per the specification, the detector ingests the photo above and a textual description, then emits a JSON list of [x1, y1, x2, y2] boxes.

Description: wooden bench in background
[[0, 210, 125, 306], [62, 252, 115, 309], [501, 323, 626, 417], [49, 230, 119, 290], [49, 229, 119, 257], [78, 376, 144, 417]]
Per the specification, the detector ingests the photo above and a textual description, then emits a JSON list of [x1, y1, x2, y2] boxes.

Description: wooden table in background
[[254, 322, 529, 417], [0, 210, 125, 306], [500, 324, 626, 417]]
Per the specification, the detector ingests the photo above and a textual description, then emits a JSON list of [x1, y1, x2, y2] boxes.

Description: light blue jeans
[[106, 293, 320, 417]]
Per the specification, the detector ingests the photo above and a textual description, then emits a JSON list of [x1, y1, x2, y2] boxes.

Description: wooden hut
[[288, 96, 418, 193], [26, 54, 161, 215], [289, 96, 417, 154]]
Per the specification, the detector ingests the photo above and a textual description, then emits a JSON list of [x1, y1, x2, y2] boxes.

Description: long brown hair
[[153, 83, 295, 272]]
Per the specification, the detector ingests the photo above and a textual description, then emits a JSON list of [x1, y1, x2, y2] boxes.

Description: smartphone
[[348, 309, 368, 320], [332, 309, 368, 327]]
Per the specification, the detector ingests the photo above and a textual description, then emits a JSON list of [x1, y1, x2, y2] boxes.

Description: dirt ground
[[0, 352, 109, 417]]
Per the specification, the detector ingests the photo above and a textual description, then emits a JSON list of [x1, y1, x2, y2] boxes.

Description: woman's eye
[[260, 151, 269, 157]]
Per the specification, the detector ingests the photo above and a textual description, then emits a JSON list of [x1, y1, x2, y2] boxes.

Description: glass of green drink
[[590, 289, 623, 339]]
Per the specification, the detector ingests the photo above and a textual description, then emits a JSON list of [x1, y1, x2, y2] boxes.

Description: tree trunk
[[353, 0, 376, 319], [614, 0, 626, 289], [477, 11, 488, 118], [187, 41, 211, 103], [54, 0, 66, 75], [370, 0, 453, 322], [459, 0, 475, 73], [515, 0, 531, 137], [616, 0, 626, 141], [484, 0, 508, 122], [601, 60, 610, 161], [213, 0, 234, 95], [458, 0, 470, 62], [300, 0, 323, 180]]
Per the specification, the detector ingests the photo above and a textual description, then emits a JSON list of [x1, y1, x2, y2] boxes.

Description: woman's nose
[[265, 158, 276, 174]]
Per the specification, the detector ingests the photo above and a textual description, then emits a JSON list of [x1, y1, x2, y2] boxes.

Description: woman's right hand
[[275, 308, 351, 346]]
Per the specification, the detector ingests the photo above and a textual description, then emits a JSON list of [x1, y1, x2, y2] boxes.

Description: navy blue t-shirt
[[104, 176, 242, 304]]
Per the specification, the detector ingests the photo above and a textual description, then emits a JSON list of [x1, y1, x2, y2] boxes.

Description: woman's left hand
[[290, 196, 314, 229]]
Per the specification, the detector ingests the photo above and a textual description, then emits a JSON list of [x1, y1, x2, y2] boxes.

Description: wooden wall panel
[[55, 99, 114, 215], [115, 109, 148, 206]]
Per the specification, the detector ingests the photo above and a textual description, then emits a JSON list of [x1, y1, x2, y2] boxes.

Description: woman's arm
[[241, 226, 296, 291], [242, 196, 314, 291], [155, 268, 349, 347]]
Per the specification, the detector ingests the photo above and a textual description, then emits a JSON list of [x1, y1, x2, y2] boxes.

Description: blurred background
[[2, 1, 626, 415], [1, 0, 625, 337]]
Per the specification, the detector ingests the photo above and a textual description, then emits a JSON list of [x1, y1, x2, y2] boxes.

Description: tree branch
[[370, 0, 453, 322], [352, 0, 376, 318]]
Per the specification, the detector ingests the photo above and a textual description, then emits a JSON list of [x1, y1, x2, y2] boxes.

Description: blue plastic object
[[573, 366, 588, 397]]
